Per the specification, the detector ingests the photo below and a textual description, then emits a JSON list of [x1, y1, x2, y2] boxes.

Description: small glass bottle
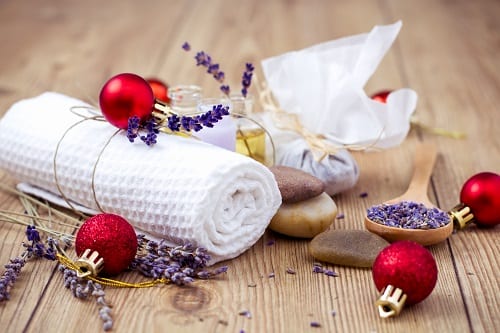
[[168, 85, 202, 115], [231, 94, 266, 164]]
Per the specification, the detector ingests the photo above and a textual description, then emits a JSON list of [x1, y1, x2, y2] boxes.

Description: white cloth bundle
[[0, 92, 281, 264], [259, 21, 417, 194], [261, 21, 418, 149]]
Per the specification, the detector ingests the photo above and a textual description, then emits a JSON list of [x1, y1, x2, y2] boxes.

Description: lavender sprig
[[0, 226, 56, 302], [241, 63, 254, 97], [0, 257, 25, 301], [182, 42, 255, 98], [131, 235, 228, 286], [127, 103, 229, 146], [59, 265, 113, 331], [166, 104, 229, 132], [188, 48, 229, 95]]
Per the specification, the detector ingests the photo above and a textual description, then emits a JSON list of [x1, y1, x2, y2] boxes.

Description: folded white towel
[[0, 92, 281, 264]]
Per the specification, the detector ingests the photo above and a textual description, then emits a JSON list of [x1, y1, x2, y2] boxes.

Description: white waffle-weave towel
[[0, 92, 281, 264]]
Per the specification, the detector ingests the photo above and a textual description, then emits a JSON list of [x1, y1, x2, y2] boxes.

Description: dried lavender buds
[[1, 226, 57, 302], [59, 265, 113, 331], [0, 257, 25, 301], [312, 263, 338, 277], [130, 235, 228, 286], [367, 201, 450, 229]]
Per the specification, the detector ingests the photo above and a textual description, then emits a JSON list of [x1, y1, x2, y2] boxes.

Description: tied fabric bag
[[261, 21, 418, 194], [0, 92, 282, 264]]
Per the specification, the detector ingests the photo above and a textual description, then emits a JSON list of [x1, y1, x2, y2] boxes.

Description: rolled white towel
[[0, 92, 281, 264]]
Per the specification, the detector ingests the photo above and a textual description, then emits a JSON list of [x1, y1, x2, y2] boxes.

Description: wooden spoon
[[364, 143, 453, 246]]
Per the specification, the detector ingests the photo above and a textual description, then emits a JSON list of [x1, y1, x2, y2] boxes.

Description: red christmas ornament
[[460, 172, 500, 227], [450, 172, 500, 228], [146, 78, 170, 103], [75, 213, 138, 276], [99, 73, 155, 129], [372, 241, 438, 318], [371, 90, 392, 104]]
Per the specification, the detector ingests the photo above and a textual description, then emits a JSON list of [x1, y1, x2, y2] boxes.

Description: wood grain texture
[[0, 0, 499, 332]]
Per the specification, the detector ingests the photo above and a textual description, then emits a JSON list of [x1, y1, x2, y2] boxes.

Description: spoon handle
[[406, 143, 438, 202]]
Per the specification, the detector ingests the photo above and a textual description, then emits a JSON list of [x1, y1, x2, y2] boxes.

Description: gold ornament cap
[[375, 285, 407, 318], [75, 249, 104, 278], [449, 203, 475, 229]]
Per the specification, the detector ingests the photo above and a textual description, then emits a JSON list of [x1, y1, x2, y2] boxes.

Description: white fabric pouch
[[260, 21, 417, 194]]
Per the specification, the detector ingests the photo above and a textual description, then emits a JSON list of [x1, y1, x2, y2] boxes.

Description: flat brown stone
[[269, 165, 325, 203], [309, 229, 389, 268], [269, 192, 337, 238]]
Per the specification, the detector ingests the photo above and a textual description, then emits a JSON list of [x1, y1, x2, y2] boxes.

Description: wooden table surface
[[0, 0, 499, 332]]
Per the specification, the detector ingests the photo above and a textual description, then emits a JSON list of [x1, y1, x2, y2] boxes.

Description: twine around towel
[[53, 107, 115, 217], [52, 104, 277, 217]]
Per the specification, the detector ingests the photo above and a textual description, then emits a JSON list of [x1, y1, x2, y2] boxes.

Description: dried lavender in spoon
[[367, 201, 450, 229]]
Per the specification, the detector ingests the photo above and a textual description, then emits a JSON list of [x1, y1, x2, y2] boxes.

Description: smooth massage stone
[[269, 192, 337, 238], [269, 165, 325, 203], [309, 229, 389, 268]]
